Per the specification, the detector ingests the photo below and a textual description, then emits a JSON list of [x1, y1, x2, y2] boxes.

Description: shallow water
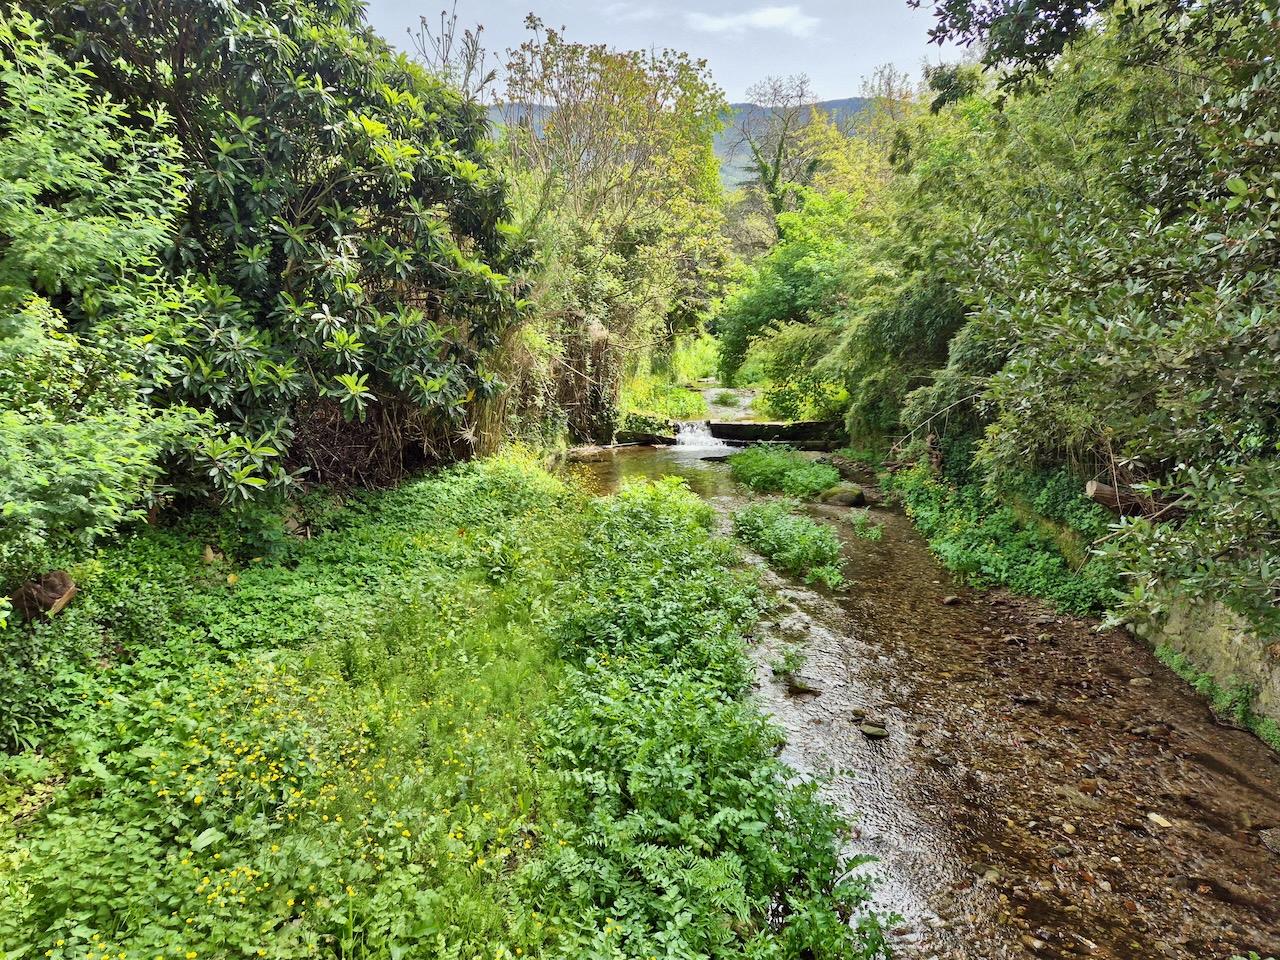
[[574, 440, 1280, 960]]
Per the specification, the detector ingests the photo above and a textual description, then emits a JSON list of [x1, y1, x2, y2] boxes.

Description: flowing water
[[674, 419, 733, 452], [570, 403, 1280, 960]]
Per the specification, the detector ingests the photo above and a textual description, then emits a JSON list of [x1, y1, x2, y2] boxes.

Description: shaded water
[[572, 442, 1280, 960]]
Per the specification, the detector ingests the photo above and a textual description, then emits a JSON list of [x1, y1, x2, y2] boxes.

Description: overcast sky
[[362, 0, 962, 101]]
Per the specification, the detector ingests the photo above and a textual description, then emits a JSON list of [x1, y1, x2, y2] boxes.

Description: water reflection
[[569, 445, 739, 499]]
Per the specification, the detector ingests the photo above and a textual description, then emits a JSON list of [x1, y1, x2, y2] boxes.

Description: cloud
[[605, 1, 662, 22], [684, 5, 820, 37]]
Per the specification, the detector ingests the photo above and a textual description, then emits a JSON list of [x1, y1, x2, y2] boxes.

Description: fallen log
[[9, 571, 77, 622], [1086, 480, 1184, 518]]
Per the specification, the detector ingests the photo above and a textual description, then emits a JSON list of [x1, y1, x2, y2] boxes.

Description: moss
[[1155, 645, 1280, 751]]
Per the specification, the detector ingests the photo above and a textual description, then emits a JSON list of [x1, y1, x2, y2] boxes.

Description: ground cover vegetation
[[727, 446, 840, 499], [714, 0, 1280, 724], [7, 0, 1280, 953], [0, 4, 896, 955], [0, 459, 887, 958], [733, 501, 846, 590]]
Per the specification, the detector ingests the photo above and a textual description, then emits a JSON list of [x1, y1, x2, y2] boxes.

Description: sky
[[362, 0, 962, 102]]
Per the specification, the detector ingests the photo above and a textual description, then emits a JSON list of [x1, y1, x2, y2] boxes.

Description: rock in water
[[860, 722, 890, 740], [9, 571, 77, 621], [820, 483, 867, 507]]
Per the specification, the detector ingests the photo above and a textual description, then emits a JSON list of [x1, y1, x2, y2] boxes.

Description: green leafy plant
[[620, 371, 709, 422], [0, 9, 192, 614], [734, 500, 846, 589], [1156, 646, 1280, 751], [729, 446, 840, 499], [887, 464, 1117, 615], [37, 0, 524, 489], [0, 461, 886, 958], [847, 509, 883, 542], [616, 409, 676, 438], [771, 645, 806, 678]]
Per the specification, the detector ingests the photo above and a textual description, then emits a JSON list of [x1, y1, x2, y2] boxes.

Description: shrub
[[758, 374, 850, 422], [617, 410, 675, 437], [38, 0, 523, 491], [669, 331, 720, 384], [620, 371, 709, 421], [734, 501, 846, 589], [0, 10, 191, 613], [729, 446, 840, 499]]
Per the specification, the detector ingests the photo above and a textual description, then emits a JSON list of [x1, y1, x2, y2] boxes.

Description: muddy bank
[[573, 446, 1280, 960]]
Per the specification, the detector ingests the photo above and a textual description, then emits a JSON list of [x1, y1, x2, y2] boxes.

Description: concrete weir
[[707, 419, 845, 448]]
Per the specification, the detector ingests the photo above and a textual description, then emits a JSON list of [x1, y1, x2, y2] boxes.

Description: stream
[[569, 394, 1280, 960]]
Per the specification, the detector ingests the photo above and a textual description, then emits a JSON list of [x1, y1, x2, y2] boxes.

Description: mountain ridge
[[487, 96, 873, 187]]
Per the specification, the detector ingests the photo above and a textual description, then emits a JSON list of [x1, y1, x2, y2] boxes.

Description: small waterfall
[[675, 420, 731, 451]]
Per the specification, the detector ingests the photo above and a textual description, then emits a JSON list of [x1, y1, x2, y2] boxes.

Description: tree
[[31, 0, 523, 491], [906, 0, 1240, 79], [732, 74, 824, 236], [493, 18, 729, 441]]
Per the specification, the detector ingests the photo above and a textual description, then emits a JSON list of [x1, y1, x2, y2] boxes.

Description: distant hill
[[715, 97, 872, 187], [487, 97, 873, 188]]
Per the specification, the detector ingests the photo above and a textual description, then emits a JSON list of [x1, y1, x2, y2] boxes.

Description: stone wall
[[1009, 492, 1279, 729], [1137, 593, 1280, 723]]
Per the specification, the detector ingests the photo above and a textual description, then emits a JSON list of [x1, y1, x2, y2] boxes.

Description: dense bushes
[[733, 501, 846, 589], [716, 1, 1280, 663], [0, 11, 191, 617], [0, 462, 884, 958], [24, 0, 523, 495], [728, 446, 840, 498]]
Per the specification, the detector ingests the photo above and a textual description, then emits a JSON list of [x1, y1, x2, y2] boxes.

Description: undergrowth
[[619, 372, 708, 422], [886, 464, 1117, 615], [847, 510, 883, 542], [728, 446, 839, 499], [733, 501, 846, 590], [0, 459, 885, 959]]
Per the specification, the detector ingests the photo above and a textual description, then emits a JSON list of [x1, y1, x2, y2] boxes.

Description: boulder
[[819, 483, 867, 507]]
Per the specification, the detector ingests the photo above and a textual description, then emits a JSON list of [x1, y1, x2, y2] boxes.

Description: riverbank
[[0, 456, 884, 959], [578, 444, 1280, 960]]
